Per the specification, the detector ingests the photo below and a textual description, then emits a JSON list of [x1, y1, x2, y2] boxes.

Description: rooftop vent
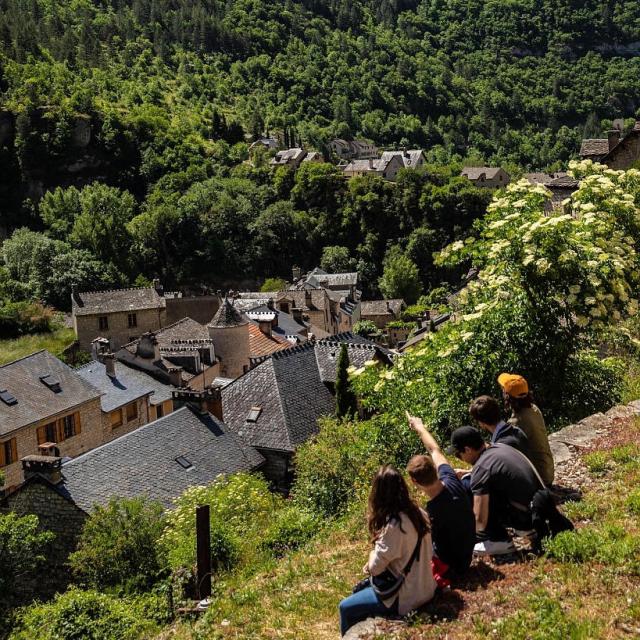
[[246, 406, 262, 423], [175, 455, 193, 470], [40, 374, 62, 393], [0, 389, 17, 405]]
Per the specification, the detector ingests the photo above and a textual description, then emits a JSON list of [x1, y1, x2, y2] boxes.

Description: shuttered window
[[0, 439, 18, 467]]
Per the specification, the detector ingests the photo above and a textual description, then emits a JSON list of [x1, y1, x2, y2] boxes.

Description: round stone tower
[[207, 298, 250, 378]]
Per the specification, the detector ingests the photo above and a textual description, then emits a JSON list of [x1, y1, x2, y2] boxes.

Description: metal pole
[[196, 505, 211, 599]]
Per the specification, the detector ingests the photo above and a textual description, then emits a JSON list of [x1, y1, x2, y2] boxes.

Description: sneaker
[[473, 539, 516, 556]]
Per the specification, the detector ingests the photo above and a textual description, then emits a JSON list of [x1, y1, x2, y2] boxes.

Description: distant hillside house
[[329, 139, 378, 160], [269, 147, 307, 168], [461, 167, 510, 188], [524, 172, 579, 210], [579, 121, 640, 169], [72, 282, 166, 351], [302, 151, 325, 163], [249, 137, 278, 152], [0, 350, 102, 488], [343, 155, 404, 181], [380, 149, 425, 169], [76, 356, 174, 442], [360, 299, 406, 330]]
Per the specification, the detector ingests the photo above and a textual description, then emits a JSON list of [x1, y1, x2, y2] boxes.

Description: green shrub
[[626, 490, 640, 516], [161, 473, 282, 572], [292, 417, 385, 518], [493, 590, 598, 639], [260, 506, 319, 557], [0, 513, 54, 609], [544, 524, 640, 572], [9, 590, 166, 640], [610, 444, 640, 464], [583, 452, 608, 474], [69, 497, 167, 594], [0, 301, 54, 339]]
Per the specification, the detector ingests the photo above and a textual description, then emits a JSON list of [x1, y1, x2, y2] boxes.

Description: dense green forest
[[2, 0, 640, 307]]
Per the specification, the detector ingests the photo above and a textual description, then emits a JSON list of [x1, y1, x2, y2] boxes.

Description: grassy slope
[[0, 328, 76, 365], [165, 420, 640, 640]]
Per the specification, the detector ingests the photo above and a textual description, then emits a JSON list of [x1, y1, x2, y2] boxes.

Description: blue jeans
[[339, 586, 398, 636]]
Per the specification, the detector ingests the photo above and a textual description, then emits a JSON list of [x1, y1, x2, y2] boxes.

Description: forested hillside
[[2, 0, 640, 297]]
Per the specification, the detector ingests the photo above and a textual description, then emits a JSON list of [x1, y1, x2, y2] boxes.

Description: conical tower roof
[[208, 298, 248, 328]]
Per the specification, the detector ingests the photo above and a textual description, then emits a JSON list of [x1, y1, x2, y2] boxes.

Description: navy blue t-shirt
[[426, 464, 475, 574]]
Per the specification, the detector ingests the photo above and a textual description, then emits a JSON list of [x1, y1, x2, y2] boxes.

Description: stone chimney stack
[[258, 319, 272, 338], [71, 283, 79, 304], [91, 337, 110, 362], [608, 129, 620, 151], [167, 366, 184, 388], [291, 307, 304, 324], [153, 278, 164, 296], [172, 387, 223, 422], [292, 266, 302, 282], [22, 455, 63, 485], [104, 353, 116, 378]]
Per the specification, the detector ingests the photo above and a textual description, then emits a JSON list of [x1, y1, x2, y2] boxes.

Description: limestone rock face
[[343, 617, 406, 640]]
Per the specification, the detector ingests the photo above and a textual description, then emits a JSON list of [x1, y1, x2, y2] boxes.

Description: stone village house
[[0, 351, 102, 489], [461, 166, 510, 188], [579, 120, 640, 169]]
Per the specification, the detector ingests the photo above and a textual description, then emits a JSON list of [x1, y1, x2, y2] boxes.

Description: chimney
[[369, 158, 373, 169], [608, 129, 620, 151], [167, 366, 184, 388], [21, 455, 63, 485], [137, 332, 160, 361], [305, 289, 312, 309], [292, 266, 302, 282], [104, 352, 116, 378], [291, 307, 303, 324], [258, 319, 272, 338], [171, 387, 223, 421], [91, 337, 110, 361], [267, 298, 275, 311], [71, 283, 80, 305], [153, 278, 164, 296]]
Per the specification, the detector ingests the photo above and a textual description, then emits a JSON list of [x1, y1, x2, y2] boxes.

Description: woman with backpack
[[338, 465, 437, 636]]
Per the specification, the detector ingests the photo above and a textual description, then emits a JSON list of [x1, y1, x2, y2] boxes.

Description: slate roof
[[398, 314, 451, 352], [579, 139, 609, 159], [461, 167, 504, 180], [221, 343, 335, 452], [306, 268, 359, 288], [524, 172, 568, 185], [270, 148, 306, 165], [59, 406, 264, 511], [208, 299, 248, 328], [361, 299, 405, 317], [314, 340, 381, 383], [278, 289, 329, 312], [248, 323, 291, 358], [72, 287, 165, 317], [380, 150, 424, 168], [75, 360, 172, 411], [344, 158, 392, 173], [0, 351, 101, 437], [246, 305, 307, 338]]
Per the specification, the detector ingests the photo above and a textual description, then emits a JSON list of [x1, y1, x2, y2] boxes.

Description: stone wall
[[1, 478, 87, 600], [165, 295, 220, 325], [606, 134, 640, 170], [101, 396, 151, 444], [75, 307, 166, 351], [1, 397, 103, 488]]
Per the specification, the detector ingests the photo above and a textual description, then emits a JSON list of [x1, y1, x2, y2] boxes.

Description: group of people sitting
[[339, 373, 558, 636]]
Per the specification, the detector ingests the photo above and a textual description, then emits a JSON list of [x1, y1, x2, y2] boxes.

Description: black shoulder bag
[[352, 529, 424, 599]]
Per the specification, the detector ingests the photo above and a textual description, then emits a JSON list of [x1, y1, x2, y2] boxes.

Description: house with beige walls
[[0, 350, 102, 488]]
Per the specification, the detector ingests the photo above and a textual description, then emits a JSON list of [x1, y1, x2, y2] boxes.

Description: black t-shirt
[[470, 445, 539, 509], [426, 463, 475, 573]]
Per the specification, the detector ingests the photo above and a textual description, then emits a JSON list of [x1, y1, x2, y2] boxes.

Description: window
[[126, 402, 138, 421], [37, 421, 57, 445], [246, 406, 262, 422], [155, 404, 164, 419], [175, 456, 193, 470], [98, 316, 109, 331], [110, 408, 123, 428], [62, 414, 79, 439], [0, 438, 17, 467], [128, 313, 137, 328]]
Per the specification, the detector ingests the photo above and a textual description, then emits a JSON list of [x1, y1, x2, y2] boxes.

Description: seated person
[[469, 395, 529, 453], [498, 373, 555, 486], [338, 465, 436, 636], [448, 426, 539, 556], [406, 413, 475, 577]]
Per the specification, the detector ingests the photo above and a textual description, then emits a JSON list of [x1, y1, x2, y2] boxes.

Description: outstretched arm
[[406, 412, 450, 469]]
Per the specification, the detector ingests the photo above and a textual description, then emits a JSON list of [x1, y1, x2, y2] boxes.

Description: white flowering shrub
[[354, 162, 635, 433]]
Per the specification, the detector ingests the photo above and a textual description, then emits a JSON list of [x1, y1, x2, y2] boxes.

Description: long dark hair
[[367, 465, 429, 543], [503, 390, 534, 413]]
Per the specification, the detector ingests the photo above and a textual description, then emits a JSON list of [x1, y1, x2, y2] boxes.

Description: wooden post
[[196, 505, 211, 599]]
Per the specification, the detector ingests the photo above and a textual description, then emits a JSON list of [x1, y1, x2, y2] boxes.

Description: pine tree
[[335, 343, 357, 418]]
